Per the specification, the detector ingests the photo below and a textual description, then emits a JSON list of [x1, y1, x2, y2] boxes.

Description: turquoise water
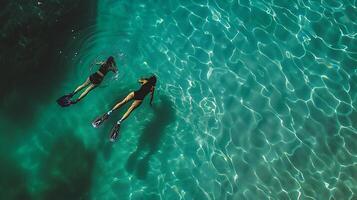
[[3, 0, 357, 199]]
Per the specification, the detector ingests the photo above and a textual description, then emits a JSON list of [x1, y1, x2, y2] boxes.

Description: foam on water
[[14, 0, 357, 199]]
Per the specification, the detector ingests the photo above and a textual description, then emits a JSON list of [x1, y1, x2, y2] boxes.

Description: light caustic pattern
[[16, 0, 357, 199]]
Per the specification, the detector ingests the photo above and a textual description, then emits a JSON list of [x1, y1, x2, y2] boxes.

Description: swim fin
[[92, 113, 109, 128], [56, 93, 74, 107], [109, 123, 120, 142]]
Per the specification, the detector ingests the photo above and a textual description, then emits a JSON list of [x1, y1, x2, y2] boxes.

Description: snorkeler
[[57, 56, 118, 107], [92, 75, 157, 142]]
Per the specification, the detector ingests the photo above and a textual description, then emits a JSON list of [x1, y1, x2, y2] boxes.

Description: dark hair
[[148, 75, 157, 86], [106, 56, 115, 66]]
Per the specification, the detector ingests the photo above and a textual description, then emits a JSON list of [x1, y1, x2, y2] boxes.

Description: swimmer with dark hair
[[92, 75, 157, 142], [57, 56, 117, 107]]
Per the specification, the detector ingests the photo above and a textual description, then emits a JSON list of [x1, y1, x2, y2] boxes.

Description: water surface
[[3, 0, 357, 199]]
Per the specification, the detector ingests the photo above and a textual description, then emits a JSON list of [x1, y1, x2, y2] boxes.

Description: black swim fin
[[56, 93, 74, 107], [109, 123, 120, 142], [92, 113, 109, 128]]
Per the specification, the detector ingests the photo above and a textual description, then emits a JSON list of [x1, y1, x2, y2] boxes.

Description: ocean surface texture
[[1, 0, 357, 199]]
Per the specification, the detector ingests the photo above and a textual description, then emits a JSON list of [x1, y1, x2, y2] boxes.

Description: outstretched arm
[[96, 61, 104, 65], [150, 87, 155, 106], [110, 63, 118, 73]]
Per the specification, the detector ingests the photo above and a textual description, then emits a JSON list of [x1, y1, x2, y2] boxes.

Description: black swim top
[[98, 63, 114, 75], [134, 82, 153, 100]]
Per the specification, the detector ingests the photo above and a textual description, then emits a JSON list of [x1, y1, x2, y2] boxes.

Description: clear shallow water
[[8, 0, 357, 199]]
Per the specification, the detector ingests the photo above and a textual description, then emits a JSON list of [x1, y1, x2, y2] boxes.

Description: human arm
[[150, 87, 155, 106], [109, 62, 118, 73]]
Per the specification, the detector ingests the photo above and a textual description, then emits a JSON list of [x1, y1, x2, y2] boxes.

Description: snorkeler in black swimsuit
[[133, 79, 154, 100], [57, 56, 117, 107], [92, 75, 157, 142]]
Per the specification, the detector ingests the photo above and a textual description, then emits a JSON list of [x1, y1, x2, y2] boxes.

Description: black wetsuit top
[[134, 82, 153, 100], [98, 63, 112, 75], [89, 63, 115, 85]]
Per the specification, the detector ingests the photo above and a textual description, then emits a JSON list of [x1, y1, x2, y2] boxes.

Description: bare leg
[[111, 92, 135, 111], [73, 78, 91, 94], [118, 100, 142, 123], [75, 84, 97, 102], [109, 99, 141, 142]]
